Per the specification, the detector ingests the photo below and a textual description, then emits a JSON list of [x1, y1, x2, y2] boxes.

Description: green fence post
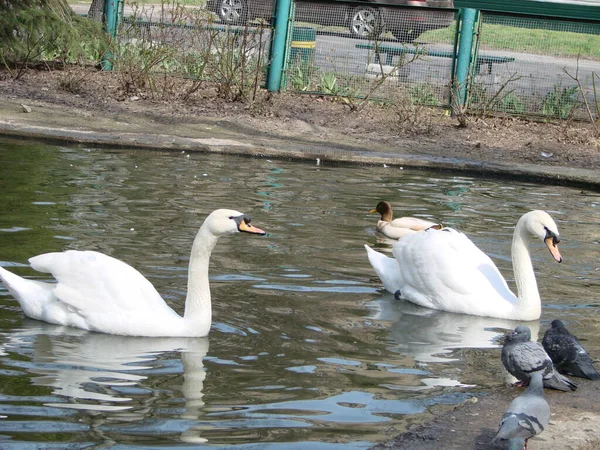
[[101, 0, 121, 71], [267, 0, 293, 92], [454, 7, 478, 106]]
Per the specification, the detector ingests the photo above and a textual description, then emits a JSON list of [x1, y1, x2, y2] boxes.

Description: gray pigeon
[[542, 319, 600, 380], [501, 325, 577, 391], [492, 370, 550, 450]]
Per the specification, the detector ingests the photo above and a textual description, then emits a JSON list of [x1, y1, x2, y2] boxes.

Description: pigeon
[[501, 325, 577, 391], [492, 370, 550, 450], [542, 319, 600, 380]]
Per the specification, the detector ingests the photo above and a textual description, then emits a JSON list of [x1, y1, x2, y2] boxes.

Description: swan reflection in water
[[369, 292, 540, 364], [2, 322, 209, 443]]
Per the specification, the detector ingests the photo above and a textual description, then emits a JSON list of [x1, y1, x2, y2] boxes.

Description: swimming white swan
[[370, 201, 442, 239], [365, 210, 562, 321], [0, 209, 266, 337]]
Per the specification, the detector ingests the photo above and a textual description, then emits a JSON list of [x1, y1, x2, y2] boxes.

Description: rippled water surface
[[0, 138, 598, 449]]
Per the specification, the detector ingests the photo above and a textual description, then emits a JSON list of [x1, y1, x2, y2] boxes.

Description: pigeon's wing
[[542, 328, 577, 366], [493, 389, 550, 444], [543, 327, 599, 381], [569, 356, 600, 380], [509, 342, 552, 378], [544, 371, 577, 391], [568, 341, 600, 380], [493, 414, 533, 443]]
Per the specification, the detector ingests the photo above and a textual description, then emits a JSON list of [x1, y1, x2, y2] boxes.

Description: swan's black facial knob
[[543, 227, 562, 263], [233, 215, 266, 235]]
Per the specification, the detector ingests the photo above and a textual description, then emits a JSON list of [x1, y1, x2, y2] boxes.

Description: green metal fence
[[472, 12, 600, 119], [109, 0, 600, 120], [283, 2, 458, 110], [283, 1, 600, 120]]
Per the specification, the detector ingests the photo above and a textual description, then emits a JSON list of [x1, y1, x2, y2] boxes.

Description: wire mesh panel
[[474, 13, 600, 120], [112, 2, 600, 121], [115, 1, 272, 101], [285, 1, 457, 107], [206, 0, 275, 26]]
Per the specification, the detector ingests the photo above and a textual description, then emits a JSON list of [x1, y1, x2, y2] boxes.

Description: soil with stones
[[1, 66, 599, 174]]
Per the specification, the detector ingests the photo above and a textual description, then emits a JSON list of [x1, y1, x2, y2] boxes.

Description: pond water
[[0, 138, 598, 449]]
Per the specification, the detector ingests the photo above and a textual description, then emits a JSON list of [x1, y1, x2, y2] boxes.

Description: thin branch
[[562, 52, 595, 124]]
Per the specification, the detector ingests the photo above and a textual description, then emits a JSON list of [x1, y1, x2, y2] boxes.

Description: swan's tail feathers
[[0, 266, 30, 300], [364, 244, 402, 294], [0, 266, 56, 320]]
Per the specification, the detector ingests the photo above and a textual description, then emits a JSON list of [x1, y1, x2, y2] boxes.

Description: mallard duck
[[370, 201, 441, 239]]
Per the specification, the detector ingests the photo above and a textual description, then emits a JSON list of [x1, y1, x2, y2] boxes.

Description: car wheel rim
[[220, 0, 243, 22], [351, 10, 377, 37]]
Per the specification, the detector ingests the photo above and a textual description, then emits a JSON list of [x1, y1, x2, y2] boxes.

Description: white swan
[[370, 201, 442, 239], [365, 210, 562, 321], [0, 209, 266, 337]]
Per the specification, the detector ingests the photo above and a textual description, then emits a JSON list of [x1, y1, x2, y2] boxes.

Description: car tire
[[349, 6, 383, 39], [216, 0, 248, 25]]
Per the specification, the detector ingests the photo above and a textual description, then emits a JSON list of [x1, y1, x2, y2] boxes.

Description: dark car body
[[206, 0, 455, 41], [376, 0, 455, 41]]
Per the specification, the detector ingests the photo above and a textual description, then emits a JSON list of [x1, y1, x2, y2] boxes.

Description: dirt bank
[[0, 67, 599, 189], [372, 376, 600, 450]]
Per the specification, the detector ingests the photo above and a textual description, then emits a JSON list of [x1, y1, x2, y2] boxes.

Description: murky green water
[[0, 138, 598, 449]]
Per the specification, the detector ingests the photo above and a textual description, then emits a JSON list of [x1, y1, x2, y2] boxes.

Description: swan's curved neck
[[511, 224, 541, 319], [184, 225, 218, 327]]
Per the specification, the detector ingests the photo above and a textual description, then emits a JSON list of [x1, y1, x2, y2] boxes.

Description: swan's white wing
[[29, 251, 177, 318], [445, 229, 512, 293], [392, 228, 517, 316]]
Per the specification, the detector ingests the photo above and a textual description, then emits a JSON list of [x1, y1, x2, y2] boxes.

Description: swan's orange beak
[[545, 236, 562, 263], [239, 221, 266, 235]]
